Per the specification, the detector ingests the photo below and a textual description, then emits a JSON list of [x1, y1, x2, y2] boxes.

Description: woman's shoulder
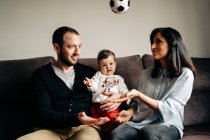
[[176, 67, 194, 82], [181, 67, 194, 77]]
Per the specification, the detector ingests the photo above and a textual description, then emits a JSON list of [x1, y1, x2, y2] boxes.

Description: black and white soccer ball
[[110, 0, 130, 14]]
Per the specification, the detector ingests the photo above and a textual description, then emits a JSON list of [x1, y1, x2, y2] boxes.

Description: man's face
[[58, 32, 81, 66]]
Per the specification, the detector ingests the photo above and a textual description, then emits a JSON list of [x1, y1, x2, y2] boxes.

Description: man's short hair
[[52, 26, 79, 47]]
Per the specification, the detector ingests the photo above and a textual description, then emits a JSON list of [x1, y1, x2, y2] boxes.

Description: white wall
[[0, 0, 210, 60]]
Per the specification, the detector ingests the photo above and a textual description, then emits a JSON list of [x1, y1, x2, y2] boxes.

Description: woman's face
[[151, 32, 169, 65]]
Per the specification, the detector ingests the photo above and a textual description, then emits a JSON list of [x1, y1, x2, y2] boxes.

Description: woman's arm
[[117, 68, 194, 122], [125, 89, 158, 110]]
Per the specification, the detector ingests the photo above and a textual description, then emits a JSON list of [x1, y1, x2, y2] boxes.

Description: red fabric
[[91, 103, 119, 132], [91, 103, 119, 120]]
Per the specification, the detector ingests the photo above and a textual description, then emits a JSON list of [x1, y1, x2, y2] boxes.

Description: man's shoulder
[[33, 62, 52, 74], [75, 63, 96, 77], [75, 63, 95, 71]]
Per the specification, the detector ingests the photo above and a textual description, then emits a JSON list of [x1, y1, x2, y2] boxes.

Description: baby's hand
[[83, 77, 93, 87]]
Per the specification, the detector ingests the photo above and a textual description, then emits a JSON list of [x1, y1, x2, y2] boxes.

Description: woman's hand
[[117, 89, 158, 110], [78, 112, 109, 126], [116, 89, 139, 103], [100, 91, 121, 112]]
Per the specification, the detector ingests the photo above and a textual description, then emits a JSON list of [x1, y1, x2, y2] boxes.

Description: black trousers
[[107, 124, 180, 140]]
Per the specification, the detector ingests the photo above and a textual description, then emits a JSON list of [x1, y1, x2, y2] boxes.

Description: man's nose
[[74, 46, 80, 54]]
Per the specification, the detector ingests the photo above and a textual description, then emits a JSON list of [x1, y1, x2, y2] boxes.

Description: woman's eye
[[156, 40, 161, 44]]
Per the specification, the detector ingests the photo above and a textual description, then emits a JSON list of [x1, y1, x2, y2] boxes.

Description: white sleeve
[[87, 71, 101, 93], [117, 75, 129, 93]]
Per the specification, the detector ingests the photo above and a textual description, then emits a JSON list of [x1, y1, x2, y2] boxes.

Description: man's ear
[[53, 43, 60, 53]]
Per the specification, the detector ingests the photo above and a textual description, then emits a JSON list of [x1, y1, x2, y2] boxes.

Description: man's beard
[[59, 52, 76, 66]]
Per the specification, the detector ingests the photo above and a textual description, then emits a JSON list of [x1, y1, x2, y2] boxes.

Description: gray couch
[[0, 54, 210, 140]]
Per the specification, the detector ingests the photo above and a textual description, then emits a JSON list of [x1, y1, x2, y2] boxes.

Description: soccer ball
[[110, 0, 130, 14]]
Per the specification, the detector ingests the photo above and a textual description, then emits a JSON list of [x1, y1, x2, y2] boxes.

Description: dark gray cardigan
[[32, 62, 96, 128]]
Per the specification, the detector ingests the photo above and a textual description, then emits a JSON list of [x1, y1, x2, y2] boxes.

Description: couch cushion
[[183, 125, 210, 136], [78, 55, 144, 90], [182, 125, 210, 140], [183, 58, 210, 126], [190, 58, 210, 92], [182, 135, 210, 140], [142, 54, 154, 69], [0, 56, 55, 140]]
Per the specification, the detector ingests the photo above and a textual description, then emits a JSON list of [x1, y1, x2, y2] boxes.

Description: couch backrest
[[183, 58, 210, 126], [0, 55, 143, 139], [78, 55, 144, 90], [0, 56, 55, 140], [142, 54, 210, 127]]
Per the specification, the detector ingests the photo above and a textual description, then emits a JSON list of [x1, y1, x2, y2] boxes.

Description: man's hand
[[78, 112, 110, 126], [100, 91, 121, 112]]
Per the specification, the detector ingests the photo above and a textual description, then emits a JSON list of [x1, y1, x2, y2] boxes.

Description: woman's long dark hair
[[150, 27, 197, 78]]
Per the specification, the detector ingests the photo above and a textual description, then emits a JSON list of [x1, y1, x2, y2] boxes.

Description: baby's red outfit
[[91, 103, 119, 132]]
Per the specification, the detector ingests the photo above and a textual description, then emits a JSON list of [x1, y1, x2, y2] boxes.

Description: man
[[17, 26, 110, 140]]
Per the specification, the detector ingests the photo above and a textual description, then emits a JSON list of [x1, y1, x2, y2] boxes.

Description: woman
[[108, 27, 197, 140]]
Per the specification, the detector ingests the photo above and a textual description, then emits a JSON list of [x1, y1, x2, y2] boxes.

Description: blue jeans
[[107, 124, 180, 140]]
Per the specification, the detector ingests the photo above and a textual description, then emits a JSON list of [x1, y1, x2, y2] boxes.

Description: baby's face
[[99, 55, 116, 76]]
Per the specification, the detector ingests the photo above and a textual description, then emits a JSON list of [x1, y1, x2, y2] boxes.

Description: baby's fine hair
[[97, 49, 116, 63]]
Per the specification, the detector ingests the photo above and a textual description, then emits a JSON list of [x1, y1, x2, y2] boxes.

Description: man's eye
[[69, 45, 75, 48]]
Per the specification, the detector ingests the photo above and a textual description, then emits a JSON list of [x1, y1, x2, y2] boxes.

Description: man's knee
[[71, 125, 101, 140], [16, 130, 61, 140], [72, 133, 100, 140]]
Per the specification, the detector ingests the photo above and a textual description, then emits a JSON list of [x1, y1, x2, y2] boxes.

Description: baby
[[83, 49, 129, 131]]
